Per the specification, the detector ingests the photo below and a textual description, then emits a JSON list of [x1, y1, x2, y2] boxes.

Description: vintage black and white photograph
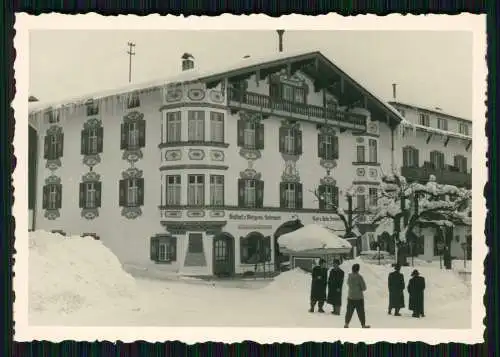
[[14, 14, 486, 343]]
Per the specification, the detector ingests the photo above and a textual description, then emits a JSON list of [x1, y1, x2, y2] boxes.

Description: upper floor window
[[368, 188, 378, 207], [356, 145, 365, 163], [318, 184, 339, 210], [119, 177, 144, 207], [187, 174, 205, 206], [238, 179, 264, 208], [437, 118, 448, 131], [86, 101, 99, 116], [44, 132, 64, 160], [188, 111, 205, 142], [127, 92, 141, 109], [430, 150, 445, 170], [210, 112, 224, 143], [237, 120, 264, 150], [121, 118, 146, 150], [165, 175, 181, 206], [402, 146, 419, 168], [318, 133, 339, 160], [270, 77, 307, 104], [44, 110, 59, 124], [79, 182, 102, 209], [166, 111, 182, 143], [210, 175, 224, 207], [42, 183, 62, 210], [81, 126, 103, 155], [279, 127, 302, 155], [459, 122, 469, 136], [454, 155, 468, 173], [356, 194, 366, 212], [368, 139, 378, 163], [280, 182, 303, 209], [418, 113, 430, 126]]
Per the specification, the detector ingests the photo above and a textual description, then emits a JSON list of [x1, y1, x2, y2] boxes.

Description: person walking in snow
[[309, 258, 328, 313], [408, 269, 426, 318], [327, 259, 344, 315], [344, 263, 370, 328], [388, 263, 405, 316]]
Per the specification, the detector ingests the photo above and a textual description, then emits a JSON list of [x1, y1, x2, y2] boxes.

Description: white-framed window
[[85, 182, 96, 208], [418, 113, 430, 126], [188, 174, 205, 206], [430, 151, 445, 169], [88, 128, 98, 154], [210, 112, 224, 142], [323, 185, 338, 210], [166, 112, 182, 143], [368, 139, 378, 163], [437, 118, 448, 130], [188, 111, 205, 141], [166, 175, 181, 205], [244, 121, 256, 149], [283, 85, 294, 102], [128, 122, 139, 148], [284, 183, 296, 209], [284, 129, 296, 154], [127, 179, 139, 206], [357, 145, 365, 162], [48, 185, 58, 210], [403, 147, 419, 167], [158, 241, 175, 262], [210, 175, 224, 206], [369, 188, 378, 207], [45, 111, 59, 124], [459, 122, 469, 135], [244, 179, 256, 208]]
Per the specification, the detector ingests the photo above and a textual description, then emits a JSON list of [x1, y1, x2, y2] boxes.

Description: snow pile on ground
[[279, 224, 351, 251], [29, 230, 139, 319]]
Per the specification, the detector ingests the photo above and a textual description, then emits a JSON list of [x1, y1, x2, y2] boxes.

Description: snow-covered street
[[28, 231, 472, 328]]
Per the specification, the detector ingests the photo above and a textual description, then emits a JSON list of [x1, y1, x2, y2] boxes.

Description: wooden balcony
[[228, 88, 367, 131], [401, 166, 472, 189]]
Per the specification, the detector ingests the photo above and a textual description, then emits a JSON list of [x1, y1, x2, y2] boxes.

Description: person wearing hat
[[309, 258, 328, 313], [388, 263, 405, 316], [327, 259, 345, 315], [408, 269, 426, 318]]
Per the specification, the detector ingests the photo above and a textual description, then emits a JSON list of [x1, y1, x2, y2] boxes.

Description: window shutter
[[318, 184, 326, 209], [296, 183, 303, 209], [57, 133, 64, 158], [402, 148, 408, 167], [256, 180, 264, 208], [279, 182, 287, 208], [42, 185, 49, 209], [43, 135, 50, 159], [295, 130, 303, 155], [138, 119, 146, 148], [269, 82, 281, 100], [96, 181, 102, 207], [332, 135, 339, 159], [81, 130, 88, 155], [462, 157, 467, 172], [150, 237, 159, 261], [237, 120, 245, 147], [171, 238, 177, 261], [318, 133, 325, 159], [56, 184, 63, 209], [238, 179, 245, 207], [279, 127, 286, 153], [413, 149, 419, 167], [256, 122, 265, 150], [453, 155, 459, 168], [137, 178, 145, 206], [119, 179, 126, 207], [333, 186, 339, 209], [97, 127, 104, 153], [79, 183, 85, 208], [120, 123, 128, 150], [263, 236, 271, 262]]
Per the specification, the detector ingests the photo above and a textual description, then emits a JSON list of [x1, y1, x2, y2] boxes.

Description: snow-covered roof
[[279, 223, 352, 252], [389, 101, 471, 123], [29, 50, 405, 125], [400, 119, 472, 140]]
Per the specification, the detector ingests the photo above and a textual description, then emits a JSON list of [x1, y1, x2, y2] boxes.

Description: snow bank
[[29, 230, 138, 318]]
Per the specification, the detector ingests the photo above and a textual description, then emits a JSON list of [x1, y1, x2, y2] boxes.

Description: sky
[[29, 30, 473, 119]]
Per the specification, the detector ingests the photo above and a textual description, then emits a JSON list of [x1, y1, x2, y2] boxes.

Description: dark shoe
[[318, 308, 325, 313], [308, 308, 314, 313], [362, 325, 371, 328], [344, 324, 349, 328], [394, 313, 401, 316], [334, 312, 340, 315]]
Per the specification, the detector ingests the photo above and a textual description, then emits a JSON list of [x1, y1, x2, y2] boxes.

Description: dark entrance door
[[213, 233, 234, 277]]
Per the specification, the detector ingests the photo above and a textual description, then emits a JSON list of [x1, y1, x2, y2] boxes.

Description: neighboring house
[[26, 50, 471, 276]]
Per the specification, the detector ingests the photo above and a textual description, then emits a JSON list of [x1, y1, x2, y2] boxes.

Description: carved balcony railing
[[228, 88, 367, 131], [401, 166, 472, 189]]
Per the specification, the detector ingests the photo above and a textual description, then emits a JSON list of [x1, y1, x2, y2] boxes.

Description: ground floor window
[[150, 235, 177, 263], [240, 233, 271, 264]]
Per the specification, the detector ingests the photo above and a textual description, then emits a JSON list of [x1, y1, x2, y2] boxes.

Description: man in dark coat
[[309, 258, 328, 313], [388, 263, 405, 316], [408, 269, 426, 318], [327, 259, 345, 315]]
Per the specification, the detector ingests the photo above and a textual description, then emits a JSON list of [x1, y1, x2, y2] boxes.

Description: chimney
[[277, 30, 285, 52], [181, 53, 194, 71], [392, 83, 397, 100]]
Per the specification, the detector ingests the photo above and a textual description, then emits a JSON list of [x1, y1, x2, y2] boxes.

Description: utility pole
[[127, 42, 136, 83]]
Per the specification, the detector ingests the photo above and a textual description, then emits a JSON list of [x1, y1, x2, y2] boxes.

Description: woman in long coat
[[408, 269, 426, 318], [388, 263, 405, 315], [309, 259, 328, 313], [327, 259, 345, 315]]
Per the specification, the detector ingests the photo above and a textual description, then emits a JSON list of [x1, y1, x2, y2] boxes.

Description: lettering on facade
[[229, 213, 282, 221], [312, 215, 338, 222]]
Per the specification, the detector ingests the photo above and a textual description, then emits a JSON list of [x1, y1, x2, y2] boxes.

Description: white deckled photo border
[[12, 13, 487, 344]]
